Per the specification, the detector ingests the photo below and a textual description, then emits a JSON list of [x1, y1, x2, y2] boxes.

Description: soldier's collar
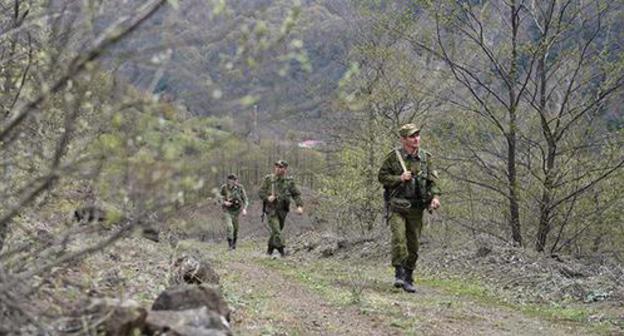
[[399, 147, 421, 160]]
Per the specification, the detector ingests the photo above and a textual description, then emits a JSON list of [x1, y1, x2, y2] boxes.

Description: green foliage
[[317, 145, 384, 235]]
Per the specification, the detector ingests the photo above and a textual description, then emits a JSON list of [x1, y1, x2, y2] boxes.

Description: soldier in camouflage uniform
[[378, 124, 441, 293], [220, 174, 248, 250], [258, 160, 304, 257]]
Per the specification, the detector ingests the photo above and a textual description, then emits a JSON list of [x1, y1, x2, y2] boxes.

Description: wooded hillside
[[0, 0, 622, 334]]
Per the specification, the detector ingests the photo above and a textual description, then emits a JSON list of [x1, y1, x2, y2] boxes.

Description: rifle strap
[[396, 148, 428, 175], [394, 149, 408, 173]]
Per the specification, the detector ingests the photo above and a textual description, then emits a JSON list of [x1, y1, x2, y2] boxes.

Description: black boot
[[277, 247, 286, 257], [227, 238, 233, 250], [402, 268, 416, 293], [393, 266, 405, 288], [232, 237, 237, 250], [267, 246, 274, 256]]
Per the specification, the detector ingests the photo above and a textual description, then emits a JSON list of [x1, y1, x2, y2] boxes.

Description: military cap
[[274, 159, 288, 168], [399, 123, 420, 137], [227, 173, 238, 180]]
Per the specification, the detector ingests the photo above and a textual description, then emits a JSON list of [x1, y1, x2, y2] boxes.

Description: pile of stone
[[61, 255, 232, 335]]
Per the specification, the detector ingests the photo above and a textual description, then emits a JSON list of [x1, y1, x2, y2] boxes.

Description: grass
[[418, 275, 620, 334], [210, 239, 620, 335], [421, 276, 595, 320]]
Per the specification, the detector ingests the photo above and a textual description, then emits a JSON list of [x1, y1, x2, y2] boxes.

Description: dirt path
[[211, 241, 598, 336], [223, 258, 398, 335]]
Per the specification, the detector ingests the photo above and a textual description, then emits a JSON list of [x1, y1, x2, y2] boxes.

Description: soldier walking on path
[[378, 123, 441, 293], [258, 160, 304, 257], [220, 174, 248, 250]]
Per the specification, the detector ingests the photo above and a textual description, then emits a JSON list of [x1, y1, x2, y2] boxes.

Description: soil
[[48, 199, 621, 335], [194, 201, 622, 335]]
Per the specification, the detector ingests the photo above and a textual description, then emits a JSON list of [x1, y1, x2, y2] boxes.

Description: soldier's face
[[274, 165, 287, 176], [401, 132, 420, 151]]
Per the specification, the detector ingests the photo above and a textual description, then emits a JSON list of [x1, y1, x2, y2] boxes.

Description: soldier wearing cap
[[220, 173, 248, 250], [258, 160, 304, 257], [378, 123, 441, 293]]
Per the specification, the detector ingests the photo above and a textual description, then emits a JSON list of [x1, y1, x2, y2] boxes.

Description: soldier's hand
[[296, 206, 304, 215], [268, 195, 276, 202], [223, 201, 232, 207], [242, 209, 247, 216], [401, 171, 412, 182], [430, 197, 441, 210]]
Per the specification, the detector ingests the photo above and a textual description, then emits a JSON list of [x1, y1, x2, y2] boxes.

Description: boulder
[[151, 284, 230, 321], [74, 206, 107, 223], [142, 227, 160, 242], [145, 307, 232, 336], [170, 255, 220, 285]]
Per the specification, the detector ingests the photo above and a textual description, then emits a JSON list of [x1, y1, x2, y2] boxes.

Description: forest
[[1, 0, 622, 335]]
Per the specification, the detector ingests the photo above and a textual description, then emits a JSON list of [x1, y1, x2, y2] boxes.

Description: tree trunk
[[535, 168, 555, 252], [507, 121, 522, 246], [507, 0, 522, 246], [535, 47, 557, 252], [364, 106, 377, 232]]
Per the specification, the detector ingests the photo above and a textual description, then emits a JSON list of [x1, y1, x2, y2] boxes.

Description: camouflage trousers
[[224, 210, 241, 240], [389, 207, 424, 270], [267, 210, 288, 249]]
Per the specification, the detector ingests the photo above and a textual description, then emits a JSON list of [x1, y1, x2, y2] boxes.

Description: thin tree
[[525, 0, 624, 252]]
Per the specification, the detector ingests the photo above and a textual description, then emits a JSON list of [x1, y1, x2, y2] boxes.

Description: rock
[[74, 206, 107, 223], [476, 246, 492, 258], [145, 307, 232, 336], [142, 227, 160, 242], [170, 255, 220, 285], [151, 284, 230, 321], [320, 246, 335, 257]]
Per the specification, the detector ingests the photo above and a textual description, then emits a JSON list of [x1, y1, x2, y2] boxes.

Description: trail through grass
[[204, 239, 606, 336]]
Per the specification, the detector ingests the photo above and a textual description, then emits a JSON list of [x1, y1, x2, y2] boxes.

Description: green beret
[[274, 159, 288, 168], [399, 123, 420, 137]]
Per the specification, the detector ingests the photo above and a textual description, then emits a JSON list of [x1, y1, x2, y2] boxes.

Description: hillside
[[2, 0, 623, 334], [112, 0, 350, 138], [44, 200, 623, 335]]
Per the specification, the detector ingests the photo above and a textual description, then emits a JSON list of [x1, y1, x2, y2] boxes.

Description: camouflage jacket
[[220, 183, 248, 212], [258, 174, 303, 212], [378, 147, 441, 203]]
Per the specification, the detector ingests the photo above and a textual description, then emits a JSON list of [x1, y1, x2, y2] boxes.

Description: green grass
[[257, 258, 354, 306], [418, 275, 619, 334], [210, 240, 621, 335], [284, 255, 614, 334]]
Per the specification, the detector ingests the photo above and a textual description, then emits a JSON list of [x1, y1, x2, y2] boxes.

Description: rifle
[[261, 201, 267, 223], [222, 184, 242, 210], [383, 188, 391, 225], [261, 176, 275, 223]]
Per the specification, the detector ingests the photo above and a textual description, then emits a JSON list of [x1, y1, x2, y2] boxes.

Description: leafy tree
[[1, 0, 325, 329]]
